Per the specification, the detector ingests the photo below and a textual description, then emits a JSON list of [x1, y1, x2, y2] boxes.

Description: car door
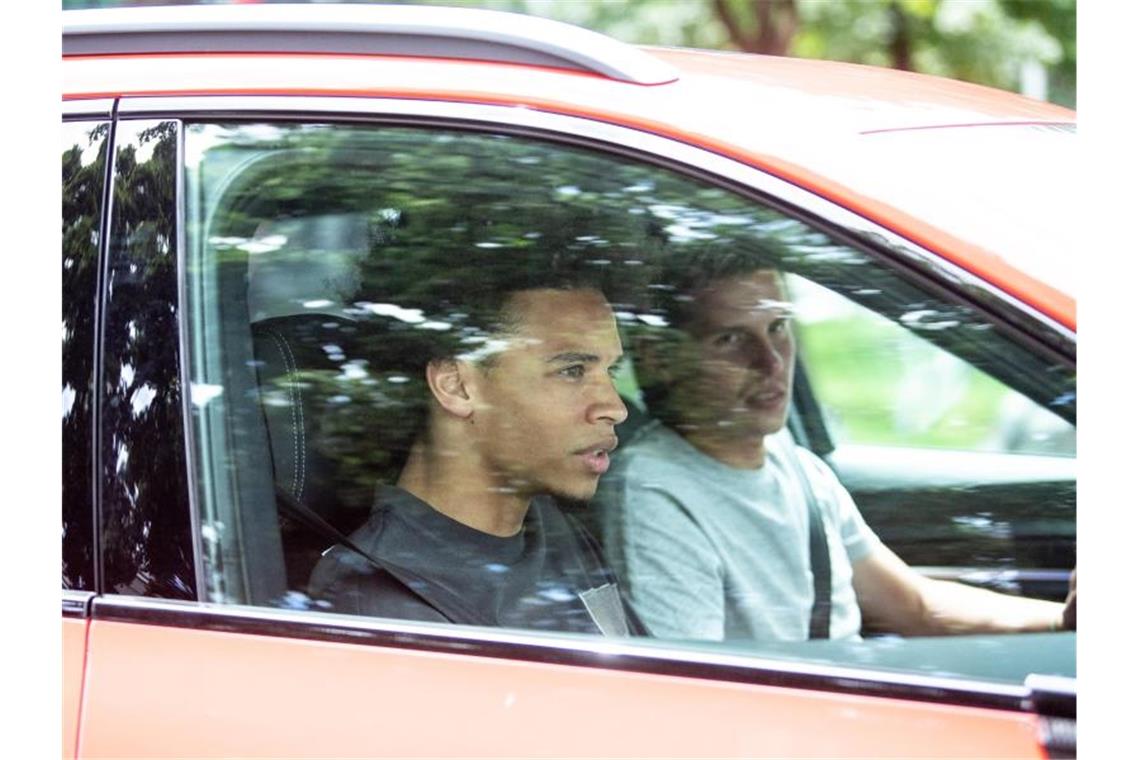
[[72, 96, 1074, 759]]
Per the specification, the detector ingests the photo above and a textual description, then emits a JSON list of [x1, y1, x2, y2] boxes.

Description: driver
[[595, 265, 1076, 641]]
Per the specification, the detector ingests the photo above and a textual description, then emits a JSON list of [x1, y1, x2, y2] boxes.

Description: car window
[[791, 275, 1075, 457], [62, 120, 109, 591], [101, 120, 197, 600], [183, 121, 1074, 681]]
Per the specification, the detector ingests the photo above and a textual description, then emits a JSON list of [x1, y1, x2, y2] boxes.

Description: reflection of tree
[[62, 122, 108, 590], [100, 121, 195, 599], [200, 125, 792, 507], [194, 122, 1074, 549]]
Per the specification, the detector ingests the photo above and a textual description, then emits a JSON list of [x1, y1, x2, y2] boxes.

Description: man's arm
[[851, 544, 1075, 636]]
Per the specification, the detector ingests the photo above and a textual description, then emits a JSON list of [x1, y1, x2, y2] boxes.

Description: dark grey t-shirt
[[308, 485, 635, 636]]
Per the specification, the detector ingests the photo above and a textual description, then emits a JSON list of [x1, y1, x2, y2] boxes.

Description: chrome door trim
[[63, 590, 96, 619], [63, 98, 115, 120], [92, 594, 1051, 714]]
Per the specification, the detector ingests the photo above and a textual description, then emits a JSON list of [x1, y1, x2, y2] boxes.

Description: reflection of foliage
[[62, 121, 109, 590], [193, 122, 1075, 523], [101, 120, 195, 599]]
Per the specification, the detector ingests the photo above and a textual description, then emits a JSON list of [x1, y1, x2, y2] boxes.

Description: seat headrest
[[247, 213, 371, 323]]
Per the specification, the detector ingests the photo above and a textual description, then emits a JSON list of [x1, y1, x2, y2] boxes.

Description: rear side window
[[183, 122, 1074, 684], [62, 120, 109, 591]]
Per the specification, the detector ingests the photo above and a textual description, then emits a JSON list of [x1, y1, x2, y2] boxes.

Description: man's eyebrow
[[546, 352, 601, 364]]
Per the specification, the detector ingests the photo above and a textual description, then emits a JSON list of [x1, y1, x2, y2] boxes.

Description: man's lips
[[744, 387, 788, 408], [574, 436, 619, 475]]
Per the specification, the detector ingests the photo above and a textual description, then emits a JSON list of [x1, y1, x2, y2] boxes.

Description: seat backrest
[[246, 212, 384, 588], [252, 315, 384, 587]]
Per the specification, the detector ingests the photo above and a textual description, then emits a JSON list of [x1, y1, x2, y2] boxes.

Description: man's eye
[[558, 365, 586, 379], [607, 364, 621, 379], [770, 318, 790, 334], [712, 332, 743, 348]]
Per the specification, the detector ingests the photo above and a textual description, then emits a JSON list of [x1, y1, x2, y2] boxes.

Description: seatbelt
[[274, 486, 493, 626], [566, 513, 650, 637], [787, 448, 831, 639]]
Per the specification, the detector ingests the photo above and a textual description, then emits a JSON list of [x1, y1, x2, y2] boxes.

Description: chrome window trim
[[63, 98, 114, 121], [116, 94, 1074, 363], [92, 595, 1055, 713], [169, 119, 208, 604], [62, 590, 96, 618], [62, 5, 678, 86]]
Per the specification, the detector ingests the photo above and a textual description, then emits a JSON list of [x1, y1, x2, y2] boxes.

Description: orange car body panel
[[62, 50, 1075, 330], [63, 618, 88, 760], [77, 620, 1046, 759]]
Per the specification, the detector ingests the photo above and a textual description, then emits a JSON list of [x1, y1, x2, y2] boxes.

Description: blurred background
[[63, 0, 1076, 108]]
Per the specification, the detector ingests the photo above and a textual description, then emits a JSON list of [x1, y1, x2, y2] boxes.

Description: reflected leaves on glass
[[101, 121, 195, 600], [188, 124, 1075, 619], [62, 121, 108, 591]]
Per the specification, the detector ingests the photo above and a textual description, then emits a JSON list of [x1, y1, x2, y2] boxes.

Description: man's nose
[[588, 379, 629, 426], [747, 337, 785, 373]]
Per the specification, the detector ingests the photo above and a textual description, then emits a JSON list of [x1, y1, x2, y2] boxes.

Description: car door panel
[[62, 615, 89, 760], [78, 612, 1046, 758]]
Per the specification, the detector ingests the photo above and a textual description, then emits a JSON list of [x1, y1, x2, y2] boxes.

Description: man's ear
[[425, 358, 475, 419]]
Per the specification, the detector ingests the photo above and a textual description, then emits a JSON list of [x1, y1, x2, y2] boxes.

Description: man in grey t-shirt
[[596, 267, 1074, 642]]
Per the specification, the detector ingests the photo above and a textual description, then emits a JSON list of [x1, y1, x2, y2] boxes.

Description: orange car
[[63, 4, 1075, 758]]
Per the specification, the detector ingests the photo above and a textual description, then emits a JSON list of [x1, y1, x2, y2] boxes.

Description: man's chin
[[547, 480, 599, 505]]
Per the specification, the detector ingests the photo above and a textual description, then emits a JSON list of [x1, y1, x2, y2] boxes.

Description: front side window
[[184, 121, 1074, 684]]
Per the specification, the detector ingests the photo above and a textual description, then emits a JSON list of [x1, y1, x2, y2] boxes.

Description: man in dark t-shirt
[[309, 287, 641, 636]]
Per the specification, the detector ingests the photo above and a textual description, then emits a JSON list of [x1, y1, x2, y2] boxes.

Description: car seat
[[247, 214, 393, 590]]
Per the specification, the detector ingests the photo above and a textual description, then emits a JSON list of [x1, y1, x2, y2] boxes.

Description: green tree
[[425, 0, 1075, 106]]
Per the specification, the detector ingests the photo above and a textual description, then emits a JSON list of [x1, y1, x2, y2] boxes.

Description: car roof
[[63, 3, 1076, 330]]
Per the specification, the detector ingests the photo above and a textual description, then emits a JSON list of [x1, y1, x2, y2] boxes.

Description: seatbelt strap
[[566, 513, 650, 637], [788, 449, 831, 639], [275, 486, 493, 626]]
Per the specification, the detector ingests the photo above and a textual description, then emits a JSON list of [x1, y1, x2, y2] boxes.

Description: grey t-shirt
[[309, 485, 634, 636], [595, 421, 880, 642]]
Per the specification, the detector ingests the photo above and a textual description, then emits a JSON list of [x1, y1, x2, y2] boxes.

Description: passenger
[[310, 283, 644, 636], [595, 266, 1076, 642]]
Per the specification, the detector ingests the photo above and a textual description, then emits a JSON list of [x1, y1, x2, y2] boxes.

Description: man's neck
[[680, 428, 767, 470], [397, 438, 531, 537]]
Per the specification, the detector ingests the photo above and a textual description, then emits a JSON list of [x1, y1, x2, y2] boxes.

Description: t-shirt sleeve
[[796, 447, 882, 564], [595, 459, 727, 641]]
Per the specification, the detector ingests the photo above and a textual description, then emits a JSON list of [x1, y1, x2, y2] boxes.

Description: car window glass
[[790, 275, 1075, 456], [63, 120, 109, 591], [101, 120, 196, 600], [184, 121, 1074, 683]]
